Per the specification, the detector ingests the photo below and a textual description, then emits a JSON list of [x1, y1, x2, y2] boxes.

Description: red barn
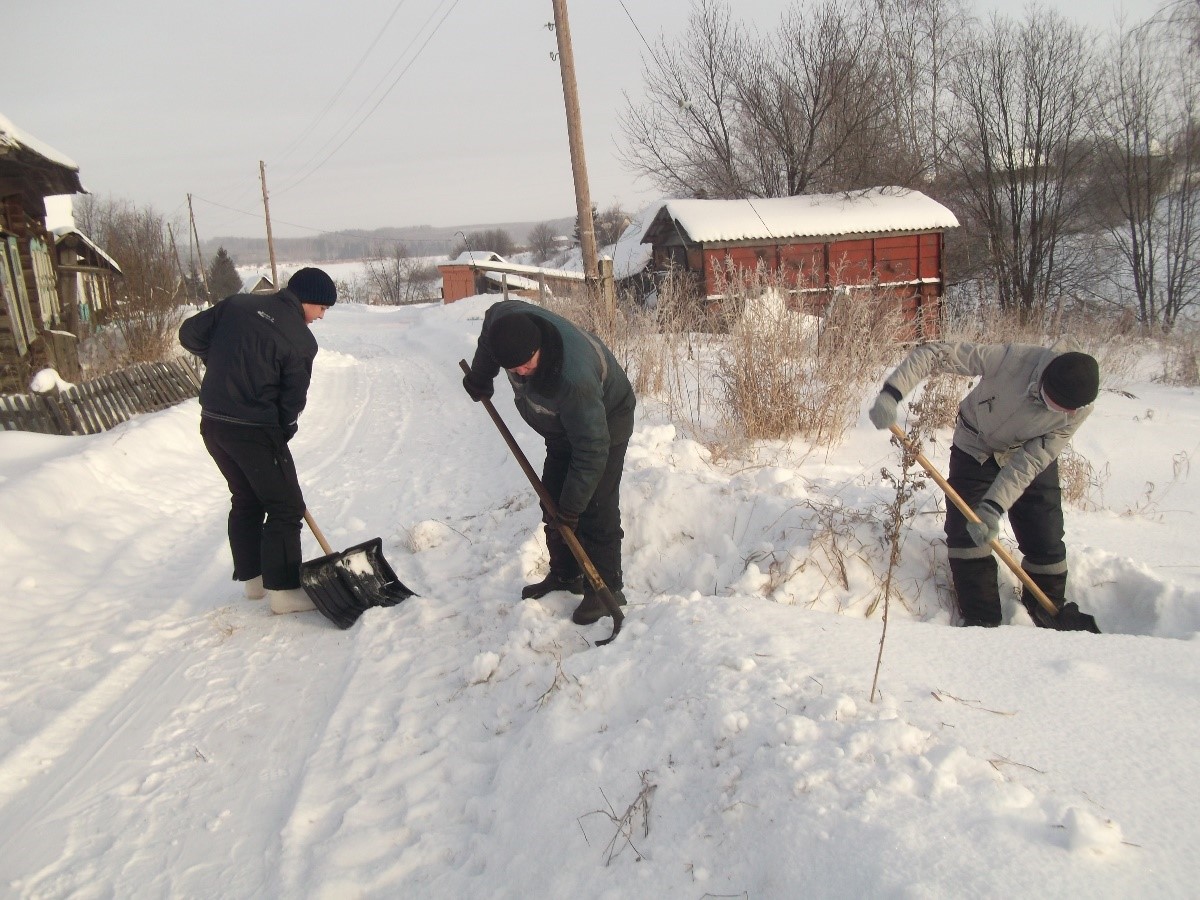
[[640, 187, 958, 339]]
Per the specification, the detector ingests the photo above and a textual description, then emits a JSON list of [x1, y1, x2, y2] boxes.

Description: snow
[[0, 112, 79, 172], [1, 295, 1198, 897], [656, 187, 961, 243]]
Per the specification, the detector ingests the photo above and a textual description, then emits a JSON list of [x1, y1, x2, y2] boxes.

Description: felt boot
[[269, 588, 315, 615], [571, 587, 626, 625], [243, 575, 266, 600], [521, 572, 585, 600]]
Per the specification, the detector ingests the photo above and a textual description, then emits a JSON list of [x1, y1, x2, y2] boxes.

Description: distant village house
[[1, 113, 88, 389]]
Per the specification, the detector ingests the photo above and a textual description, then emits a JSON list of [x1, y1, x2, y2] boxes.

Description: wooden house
[[241, 273, 275, 294], [53, 227, 122, 338], [1, 114, 86, 390], [640, 187, 959, 338]]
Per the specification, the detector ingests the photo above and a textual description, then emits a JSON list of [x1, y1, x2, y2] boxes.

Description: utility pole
[[550, 0, 600, 302], [187, 193, 210, 301], [259, 160, 279, 288]]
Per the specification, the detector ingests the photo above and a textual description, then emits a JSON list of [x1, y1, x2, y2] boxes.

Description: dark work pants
[[945, 444, 1067, 626], [540, 438, 627, 590], [201, 419, 306, 591]]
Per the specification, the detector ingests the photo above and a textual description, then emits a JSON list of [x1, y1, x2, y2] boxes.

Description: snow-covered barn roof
[[643, 187, 959, 245], [450, 250, 505, 265], [0, 113, 85, 197]]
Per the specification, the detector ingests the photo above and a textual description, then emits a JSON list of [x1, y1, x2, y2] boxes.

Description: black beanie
[[488, 313, 542, 368], [288, 267, 337, 306], [1041, 352, 1099, 410]]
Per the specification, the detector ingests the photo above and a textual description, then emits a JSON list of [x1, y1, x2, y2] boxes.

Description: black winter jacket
[[178, 289, 317, 430], [469, 299, 636, 516]]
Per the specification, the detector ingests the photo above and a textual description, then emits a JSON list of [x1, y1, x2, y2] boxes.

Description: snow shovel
[[459, 359, 624, 646], [889, 424, 1100, 634], [300, 510, 416, 630]]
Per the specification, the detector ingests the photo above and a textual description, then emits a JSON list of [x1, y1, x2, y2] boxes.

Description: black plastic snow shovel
[[300, 510, 416, 629], [889, 424, 1100, 633], [459, 360, 624, 646]]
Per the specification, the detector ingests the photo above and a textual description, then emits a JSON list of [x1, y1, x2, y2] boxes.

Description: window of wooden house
[[2, 235, 37, 356], [30, 238, 62, 327]]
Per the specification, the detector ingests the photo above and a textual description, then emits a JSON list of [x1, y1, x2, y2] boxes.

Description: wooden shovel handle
[[888, 424, 1060, 617], [460, 359, 624, 640], [304, 510, 335, 556]]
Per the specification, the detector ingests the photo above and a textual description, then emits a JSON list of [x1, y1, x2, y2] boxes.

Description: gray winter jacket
[[883, 342, 1094, 511]]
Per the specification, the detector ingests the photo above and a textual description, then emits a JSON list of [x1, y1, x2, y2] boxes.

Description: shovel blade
[[300, 537, 415, 630]]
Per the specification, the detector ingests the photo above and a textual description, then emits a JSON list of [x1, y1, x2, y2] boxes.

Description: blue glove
[[868, 390, 899, 430], [966, 501, 1002, 546]]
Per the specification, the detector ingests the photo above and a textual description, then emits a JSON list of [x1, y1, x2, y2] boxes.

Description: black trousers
[[945, 444, 1067, 625], [201, 419, 306, 591], [540, 438, 627, 590]]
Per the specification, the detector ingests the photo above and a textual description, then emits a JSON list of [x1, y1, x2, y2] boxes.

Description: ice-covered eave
[[0, 113, 83, 195]]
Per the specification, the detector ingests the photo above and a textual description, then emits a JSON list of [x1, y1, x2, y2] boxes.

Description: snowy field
[[1, 295, 1198, 898]]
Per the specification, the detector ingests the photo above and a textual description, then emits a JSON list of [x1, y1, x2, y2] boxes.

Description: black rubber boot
[[571, 587, 626, 625], [949, 556, 1002, 626], [521, 572, 585, 600]]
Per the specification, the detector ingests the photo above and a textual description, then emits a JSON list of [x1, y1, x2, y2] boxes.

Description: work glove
[[966, 501, 1003, 547], [284, 422, 298, 441], [868, 390, 899, 430], [553, 510, 580, 532], [462, 371, 494, 402]]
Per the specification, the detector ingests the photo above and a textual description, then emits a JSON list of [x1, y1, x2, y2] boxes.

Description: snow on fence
[[0, 359, 202, 436]]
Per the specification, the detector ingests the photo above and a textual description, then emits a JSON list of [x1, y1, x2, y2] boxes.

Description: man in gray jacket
[[868, 343, 1099, 629], [463, 299, 636, 626]]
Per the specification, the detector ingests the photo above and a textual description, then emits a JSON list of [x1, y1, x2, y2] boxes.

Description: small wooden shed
[[641, 187, 958, 338], [54, 226, 122, 337], [1, 114, 86, 390]]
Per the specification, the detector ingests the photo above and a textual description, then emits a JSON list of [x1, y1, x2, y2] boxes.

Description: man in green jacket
[[868, 342, 1099, 629], [463, 299, 636, 625]]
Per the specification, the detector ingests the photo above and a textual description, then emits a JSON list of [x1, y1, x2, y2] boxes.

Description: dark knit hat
[[288, 267, 337, 306], [1041, 352, 1099, 410], [488, 313, 542, 368]]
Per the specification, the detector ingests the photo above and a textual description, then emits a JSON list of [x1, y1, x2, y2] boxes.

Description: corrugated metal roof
[[646, 187, 959, 244]]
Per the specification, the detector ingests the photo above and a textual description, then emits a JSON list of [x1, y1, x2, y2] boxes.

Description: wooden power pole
[[187, 193, 210, 300], [550, 0, 600, 298], [259, 160, 279, 288]]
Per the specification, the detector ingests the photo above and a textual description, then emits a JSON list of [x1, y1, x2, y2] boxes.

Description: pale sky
[[7, 0, 1168, 241]]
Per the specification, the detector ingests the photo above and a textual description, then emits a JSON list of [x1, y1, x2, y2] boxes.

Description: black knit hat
[[488, 313, 542, 368], [288, 267, 337, 306], [1041, 352, 1099, 410]]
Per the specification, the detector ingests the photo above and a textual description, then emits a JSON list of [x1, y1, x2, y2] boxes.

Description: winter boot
[[243, 575, 266, 600], [269, 588, 315, 615], [521, 572, 585, 600], [571, 587, 627, 626]]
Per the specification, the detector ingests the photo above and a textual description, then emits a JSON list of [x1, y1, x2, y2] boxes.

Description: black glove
[[553, 510, 580, 532], [462, 372, 493, 402], [284, 422, 298, 441]]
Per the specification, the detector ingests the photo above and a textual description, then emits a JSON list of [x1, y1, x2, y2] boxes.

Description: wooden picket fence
[[0, 359, 203, 436]]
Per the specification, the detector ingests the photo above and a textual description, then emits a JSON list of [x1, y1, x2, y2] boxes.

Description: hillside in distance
[[207, 217, 576, 266]]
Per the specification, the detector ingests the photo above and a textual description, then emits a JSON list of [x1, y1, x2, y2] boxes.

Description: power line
[[272, 0, 414, 168], [275, 0, 464, 195]]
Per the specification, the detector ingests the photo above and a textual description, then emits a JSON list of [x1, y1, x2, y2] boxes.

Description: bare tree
[[944, 9, 1099, 314], [73, 194, 185, 363], [871, 0, 972, 181], [363, 243, 439, 305], [528, 221, 559, 263], [619, 0, 746, 199], [738, 0, 908, 195]]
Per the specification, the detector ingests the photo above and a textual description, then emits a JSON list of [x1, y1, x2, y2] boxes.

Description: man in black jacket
[[179, 268, 337, 616], [463, 299, 636, 626]]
